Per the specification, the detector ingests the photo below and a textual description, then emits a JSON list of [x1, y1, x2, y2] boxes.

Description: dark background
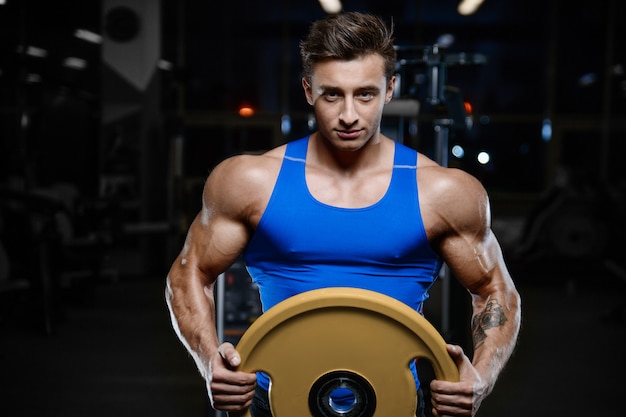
[[1, 1, 625, 416]]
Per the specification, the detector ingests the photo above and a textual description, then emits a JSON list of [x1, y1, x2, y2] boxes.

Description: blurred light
[[238, 103, 255, 117], [458, 0, 485, 16], [451, 145, 465, 159], [578, 73, 597, 87], [0, 0, 6, 5], [281, 114, 291, 136], [519, 143, 530, 154], [21, 113, 29, 128], [463, 101, 472, 114], [318, 0, 342, 14], [307, 114, 317, 130], [23, 45, 48, 58], [479, 115, 490, 125], [542, 118, 552, 142], [25, 73, 42, 84], [158, 59, 174, 71], [408, 120, 418, 137], [477, 151, 490, 165], [612, 64, 624, 76], [74, 29, 102, 44], [436, 33, 455, 49], [63, 57, 87, 70]]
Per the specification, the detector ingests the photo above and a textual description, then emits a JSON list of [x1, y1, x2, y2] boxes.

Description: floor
[[1, 256, 625, 417]]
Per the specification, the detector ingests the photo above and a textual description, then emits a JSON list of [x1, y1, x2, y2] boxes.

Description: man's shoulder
[[418, 164, 489, 225], [212, 145, 286, 182], [202, 145, 287, 214], [416, 155, 484, 194]]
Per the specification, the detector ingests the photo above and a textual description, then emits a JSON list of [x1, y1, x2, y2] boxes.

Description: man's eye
[[359, 92, 374, 100], [324, 92, 339, 101]]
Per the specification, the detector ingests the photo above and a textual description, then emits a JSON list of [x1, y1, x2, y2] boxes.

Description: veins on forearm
[[472, 299, 507, 349]]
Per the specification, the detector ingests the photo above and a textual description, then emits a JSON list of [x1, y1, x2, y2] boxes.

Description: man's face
[[302, 54, 395, 152]]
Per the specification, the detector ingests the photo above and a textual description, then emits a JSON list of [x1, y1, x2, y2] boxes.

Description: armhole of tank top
[[413, 152, 440, 259], [251, 138, 306, 235]]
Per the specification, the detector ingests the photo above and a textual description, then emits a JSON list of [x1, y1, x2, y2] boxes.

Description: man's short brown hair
[[300, 12, 397, 81]]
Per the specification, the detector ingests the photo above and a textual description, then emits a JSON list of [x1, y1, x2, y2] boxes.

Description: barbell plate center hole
[[329, 387, 357, 413]]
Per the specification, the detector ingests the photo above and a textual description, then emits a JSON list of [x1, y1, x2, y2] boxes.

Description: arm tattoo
[[472, 299, 507, 349]]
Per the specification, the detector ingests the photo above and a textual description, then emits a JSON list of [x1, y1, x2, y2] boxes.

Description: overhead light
[[157, 59, 174, 71], [63, 57, 87, 70], [25, 73, 42, 84], [0, 0, 6, 6], [318, 0, 342, 14], [75, 29, 102, 44], [457, 0, 485, 16], [20, 45, 48, 58]]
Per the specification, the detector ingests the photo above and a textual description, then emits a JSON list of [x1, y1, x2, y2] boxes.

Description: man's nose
[[339, 98, 358, 126]]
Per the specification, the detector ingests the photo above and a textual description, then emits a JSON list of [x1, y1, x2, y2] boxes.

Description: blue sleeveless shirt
[[243, 136, 442, 390]]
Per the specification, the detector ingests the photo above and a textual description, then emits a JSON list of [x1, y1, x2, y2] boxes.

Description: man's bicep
[[447, 228, 513, 297], [190, 161, 255, 277], [184, 209, 250, 280]]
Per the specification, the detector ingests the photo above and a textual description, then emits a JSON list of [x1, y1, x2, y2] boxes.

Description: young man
[[166, 11, 521, 417]]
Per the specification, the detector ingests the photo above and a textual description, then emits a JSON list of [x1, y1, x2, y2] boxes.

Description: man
[[166, 11, 521, 417]]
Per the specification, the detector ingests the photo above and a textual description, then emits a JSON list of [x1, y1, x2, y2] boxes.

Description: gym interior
[[1, 0, 625, 416]]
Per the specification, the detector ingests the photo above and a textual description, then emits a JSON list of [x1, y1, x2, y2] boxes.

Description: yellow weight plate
[[228, 287, 459, 417]]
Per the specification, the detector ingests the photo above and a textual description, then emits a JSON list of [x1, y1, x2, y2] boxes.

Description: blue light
[[542, 118, 552, 142], [281, 114, 291, 136]]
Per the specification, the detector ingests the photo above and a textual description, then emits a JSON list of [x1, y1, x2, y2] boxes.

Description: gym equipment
[[392, 45, 486, 338], [228, 287, 459, 417]]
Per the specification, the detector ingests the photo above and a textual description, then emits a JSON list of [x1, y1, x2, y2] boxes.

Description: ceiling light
[[457, 0, 485, 16], [23, 45, 48, 58], [75, 29, 103, 44], [158, 59, 174, 71], [25, 73, 42, 84], [318, 0, 342, 14], [63, 57, 87, 70]]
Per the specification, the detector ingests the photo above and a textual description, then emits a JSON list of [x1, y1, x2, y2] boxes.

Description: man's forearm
[[165, 274, 220, 379], [470, 290, 521, 391]]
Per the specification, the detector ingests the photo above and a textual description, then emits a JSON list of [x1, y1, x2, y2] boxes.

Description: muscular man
[[166, 11, 521, 417]]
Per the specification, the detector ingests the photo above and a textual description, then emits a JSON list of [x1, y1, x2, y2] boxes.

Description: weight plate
[[228, 287, 459, 417]]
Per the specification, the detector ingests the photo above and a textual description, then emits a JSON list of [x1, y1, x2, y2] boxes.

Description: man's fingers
[[217, 342, 242, 367], [209, 378, 256, 411], [446, 344, 464, 361], [211, 379, 256, 396]]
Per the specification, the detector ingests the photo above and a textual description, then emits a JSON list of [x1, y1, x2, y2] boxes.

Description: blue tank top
[[243, 136, 442, 390]]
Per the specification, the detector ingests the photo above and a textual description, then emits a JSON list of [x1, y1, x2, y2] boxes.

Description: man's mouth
[[336, 130, 361, 139]]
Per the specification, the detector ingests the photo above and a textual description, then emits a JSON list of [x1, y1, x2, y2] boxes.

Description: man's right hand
[[207, 342, 257, 412]]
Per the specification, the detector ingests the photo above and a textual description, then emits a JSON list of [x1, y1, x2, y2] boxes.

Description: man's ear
[[385, 75, 396, 104], [302, 77, 313, 105]]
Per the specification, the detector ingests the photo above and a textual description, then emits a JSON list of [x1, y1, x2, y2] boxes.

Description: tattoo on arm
[[472, 299, 507, 349]]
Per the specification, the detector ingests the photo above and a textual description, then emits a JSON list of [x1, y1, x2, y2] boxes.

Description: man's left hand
[[429, 344, 488, 417]]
